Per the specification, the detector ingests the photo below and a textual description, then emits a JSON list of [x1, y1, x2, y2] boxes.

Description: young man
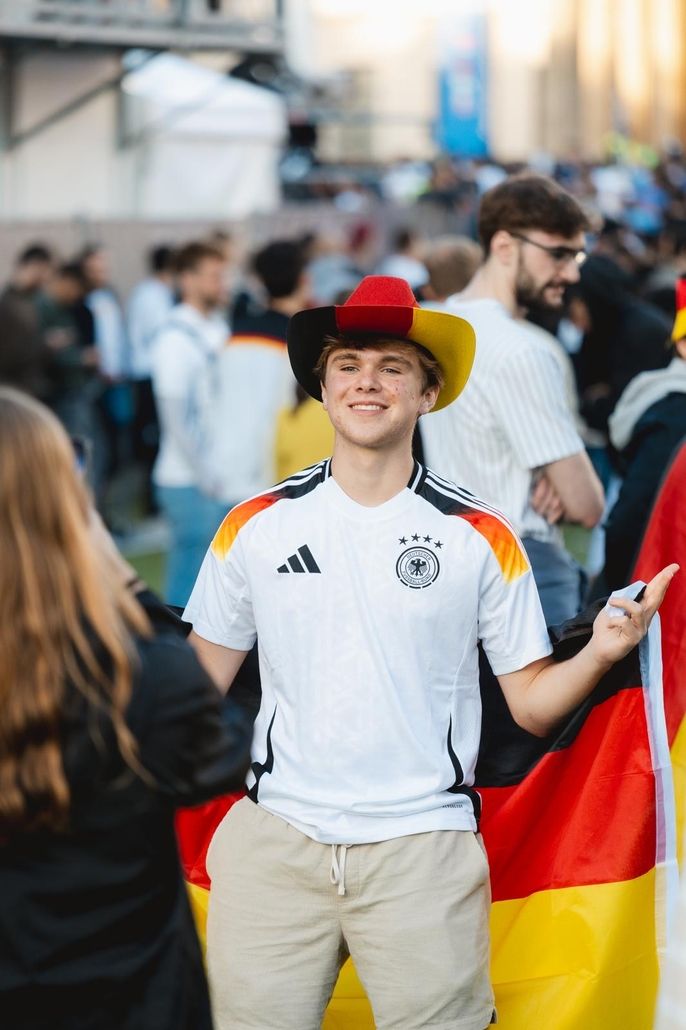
[[150, 242, 228, 606], [184, 276, 676, 1030], [420, 174, 605, 626]]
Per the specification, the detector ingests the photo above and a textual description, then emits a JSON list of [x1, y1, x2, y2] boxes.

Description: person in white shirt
[[80, 246, 129, 381], [150, 242, 228, 606], [213, 241, 310, 507], [183, 275, 676, 1030], [127, 245, 176, 383], [127, 244, 176, 515], [421, 174, 605, 626]]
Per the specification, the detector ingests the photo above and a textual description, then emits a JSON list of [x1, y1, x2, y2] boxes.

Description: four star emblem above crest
[[400, 533, 443, 552]]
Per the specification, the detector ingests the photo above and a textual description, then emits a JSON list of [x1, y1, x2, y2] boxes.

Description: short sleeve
[[476, 534, 552, 675], [492, 345, 583, 470], [183, 529, 256, 651]]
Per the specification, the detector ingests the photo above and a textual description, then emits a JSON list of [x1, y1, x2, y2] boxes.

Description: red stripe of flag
[[481, 688, 656, 902]]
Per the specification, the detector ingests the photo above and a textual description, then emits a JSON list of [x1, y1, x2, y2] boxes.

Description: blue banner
[[436, 12, 488, 157]]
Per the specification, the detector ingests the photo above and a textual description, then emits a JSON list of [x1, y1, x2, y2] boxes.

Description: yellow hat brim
[[407, 307, 476, 412], [672, 309, 686, 342]]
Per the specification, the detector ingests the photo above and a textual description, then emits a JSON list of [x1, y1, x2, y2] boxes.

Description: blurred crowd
[[1, 151, 685, 610], [291, 141, 686, 239]]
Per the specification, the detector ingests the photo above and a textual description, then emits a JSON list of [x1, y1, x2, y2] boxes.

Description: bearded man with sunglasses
[[421, 173, 605, 626]]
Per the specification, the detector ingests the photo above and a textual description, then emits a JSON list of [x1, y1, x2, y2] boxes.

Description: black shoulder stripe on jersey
[[424, 470, 506, 521], [407, 460, 426, 493], [273, 460, 330, 501], [274, 459, 329, 489], [417, 476, 472, 517], [424, 473, 521, 537], [277, 465, 322, 484], [423, 466, 470, 495], [425, 469, 493, 510]]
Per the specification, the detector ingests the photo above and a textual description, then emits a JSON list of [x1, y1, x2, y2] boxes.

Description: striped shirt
[[421, 298, 583, 542]]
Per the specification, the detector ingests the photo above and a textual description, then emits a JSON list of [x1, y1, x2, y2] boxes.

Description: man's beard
[[515, 259, 565, 311]]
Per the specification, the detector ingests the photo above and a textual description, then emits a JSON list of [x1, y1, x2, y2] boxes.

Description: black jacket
[[570, 256, 672, 432], [0, 287, 50, 398], [0, 591, 251, 1030], [602, 393, 686, 590]]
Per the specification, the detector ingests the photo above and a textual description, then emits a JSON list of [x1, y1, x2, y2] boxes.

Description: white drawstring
[[330, 844, 349, 896]]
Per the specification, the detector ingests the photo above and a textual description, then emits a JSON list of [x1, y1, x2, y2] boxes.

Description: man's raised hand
[[590, 565, 680, 667]]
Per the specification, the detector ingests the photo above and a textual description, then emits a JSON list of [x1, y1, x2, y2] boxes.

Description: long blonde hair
[[0, 388, 151, 834]]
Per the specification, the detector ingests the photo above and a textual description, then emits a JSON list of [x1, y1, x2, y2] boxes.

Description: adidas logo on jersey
[[277, 545, 321, 574]]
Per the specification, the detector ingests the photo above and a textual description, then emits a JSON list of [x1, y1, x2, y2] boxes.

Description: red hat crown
[[340, 276, 419, 310]]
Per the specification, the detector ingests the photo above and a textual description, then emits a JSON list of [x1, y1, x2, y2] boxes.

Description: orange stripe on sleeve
[[211, 493, 280, 560], [226, 334, 287, 351], [457, 509, 529, 582]]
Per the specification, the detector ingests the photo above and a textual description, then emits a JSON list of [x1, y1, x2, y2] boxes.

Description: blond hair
[[0, 388, 151, 834]]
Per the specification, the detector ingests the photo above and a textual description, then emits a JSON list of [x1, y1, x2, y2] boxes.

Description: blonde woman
[[0, 387, 249, 1030]]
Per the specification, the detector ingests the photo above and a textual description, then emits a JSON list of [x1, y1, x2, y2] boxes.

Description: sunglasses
[[511, 232, 587, 267]]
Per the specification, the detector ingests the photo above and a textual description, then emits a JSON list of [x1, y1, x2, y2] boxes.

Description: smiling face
[[320, 341, 439, 453], [513, 229, 586, 310]]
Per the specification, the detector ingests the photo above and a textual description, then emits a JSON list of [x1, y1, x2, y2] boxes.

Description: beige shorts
[[206, 798, 495, 1030]]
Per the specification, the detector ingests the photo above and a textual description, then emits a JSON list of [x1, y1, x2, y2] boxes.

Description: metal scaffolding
[[0, 0, 283, 53]]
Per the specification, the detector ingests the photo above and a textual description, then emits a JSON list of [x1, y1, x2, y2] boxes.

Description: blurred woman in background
[[0, 387, 249, 1029]]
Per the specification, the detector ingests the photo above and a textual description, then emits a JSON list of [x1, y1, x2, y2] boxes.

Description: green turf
[[128, 551, 166, 595], [562, 525, 591, 567]]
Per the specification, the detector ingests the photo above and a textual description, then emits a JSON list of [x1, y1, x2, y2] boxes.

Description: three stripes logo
[[277, 545, 321, 574]]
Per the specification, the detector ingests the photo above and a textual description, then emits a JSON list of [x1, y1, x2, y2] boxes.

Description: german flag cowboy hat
[[287, 275, 476, 413]]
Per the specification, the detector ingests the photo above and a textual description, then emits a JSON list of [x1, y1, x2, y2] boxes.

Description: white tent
[[122, 53, 287, 218]]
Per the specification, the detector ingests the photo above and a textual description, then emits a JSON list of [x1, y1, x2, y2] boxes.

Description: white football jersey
[[185, 460, 552, 844]]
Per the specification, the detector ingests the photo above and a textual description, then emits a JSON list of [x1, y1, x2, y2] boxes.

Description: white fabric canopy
[[122, 53, 287, 217]]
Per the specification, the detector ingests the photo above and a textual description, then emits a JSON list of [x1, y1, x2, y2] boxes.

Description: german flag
[[648, 444, 686, 1030], [177, 503, 682, 1028], [634, 443, 686, 855]]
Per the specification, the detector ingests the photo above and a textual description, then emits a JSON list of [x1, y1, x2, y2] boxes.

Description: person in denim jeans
[[150, 242, 228, 606]]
